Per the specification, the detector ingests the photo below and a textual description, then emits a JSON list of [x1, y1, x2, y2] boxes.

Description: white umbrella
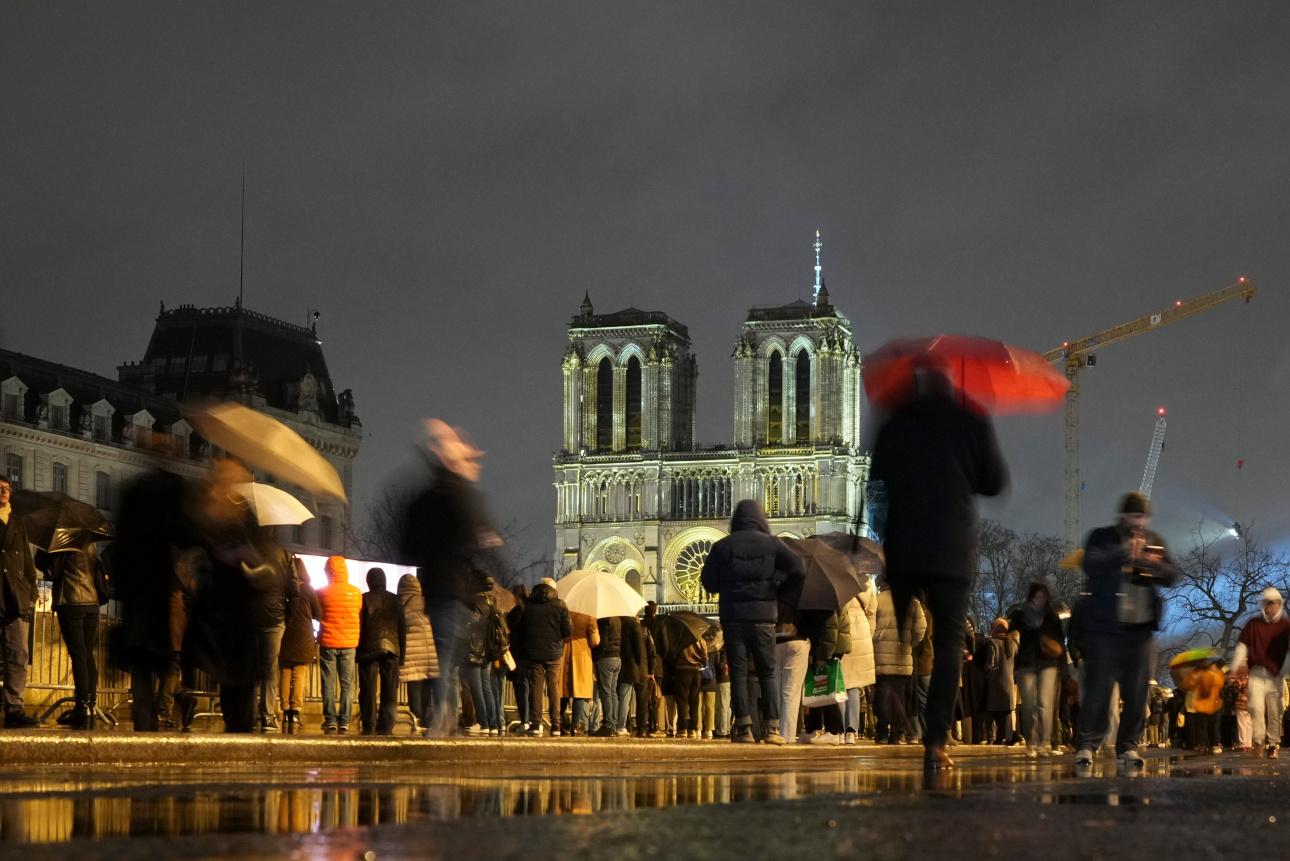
[[556, 569, 647, 619], [233, 482, 315, 526]]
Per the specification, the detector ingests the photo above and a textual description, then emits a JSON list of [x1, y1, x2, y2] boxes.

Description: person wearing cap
[[400, 419, 501, 737], [318, 555, 362, 734], [1073, 492, 1179, 771], [1229, 586, 1290, 758]]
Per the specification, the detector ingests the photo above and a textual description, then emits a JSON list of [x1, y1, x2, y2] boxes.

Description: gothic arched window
[[794, 349, 811, 443], [625, 356, 642, 450], [768, 352, 783, 444], [596, 357, 613, 451]]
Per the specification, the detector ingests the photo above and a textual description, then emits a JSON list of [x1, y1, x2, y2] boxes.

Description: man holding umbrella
[[0, 476, 39, 727], [700, 499, 804, 745]]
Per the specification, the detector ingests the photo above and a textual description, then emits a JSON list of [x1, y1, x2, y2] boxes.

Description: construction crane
[[1045, 277, 1256, 548], [1139, 407, 1167, 498]]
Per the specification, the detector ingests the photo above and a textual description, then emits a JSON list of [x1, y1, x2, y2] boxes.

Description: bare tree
[[1016, 532, 1074, 605], [973, 519, 1020, 623], [1168, 523, 1290, 654]]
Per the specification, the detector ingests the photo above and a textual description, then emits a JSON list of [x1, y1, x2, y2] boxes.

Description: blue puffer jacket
[[700, 500, 805, 624]]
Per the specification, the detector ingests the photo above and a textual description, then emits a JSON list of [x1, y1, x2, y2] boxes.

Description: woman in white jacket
[[840, 583, 878, 744]]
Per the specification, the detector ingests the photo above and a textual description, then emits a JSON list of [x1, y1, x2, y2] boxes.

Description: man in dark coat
[[400, 420, 500, 736], [870, 369, 1007, 768], [700, 499, 804, 745], [1073, 492, 1179, 771], [591, 615, 623, 736], [0, 475, 39, 727], [618, 614, 649, 736], [514, 581, 572, 736], [357, 567, 406, 735]]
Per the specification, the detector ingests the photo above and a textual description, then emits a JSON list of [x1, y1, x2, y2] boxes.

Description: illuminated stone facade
[[553, 242, 870, 607]]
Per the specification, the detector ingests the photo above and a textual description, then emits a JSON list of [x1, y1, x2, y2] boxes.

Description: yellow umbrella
[[186, 402, 347, 501], [1059, 549, 1084, 570]]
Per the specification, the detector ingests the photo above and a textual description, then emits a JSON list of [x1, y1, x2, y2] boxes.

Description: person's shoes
[[733, 727, 757, 744], [1117, 749, 1144, 772], [550, 729, 562, 737], [56, 706, 76, 726], [337, 725, 349, 736], [67, 701, 91, 730], [527, 724, 544, 737], [1252, 743, 1264, 757], [176, 692, 198, 731], [617, 728, 631, 737], [763, 731, 788, 746], [591, 725, 613, 738], [1268, 745, 1280, 759], [488, 728, 499, 736], [261, 715, 279, 732], [810, 732, 842, 745], [1025, 747, 1038, 759], [843, 731, 857, 745], [923, 744, 954, 770], [797, 732, 817, 744], [1210, 745, 1224, 755], [701, 731, 712, 740], [464, 723, 484, 736], [323, 723, 338, 735], [1074, 748, 1094, 770], [4, 709, 39, 728], [1038, 747, 1054, 757]]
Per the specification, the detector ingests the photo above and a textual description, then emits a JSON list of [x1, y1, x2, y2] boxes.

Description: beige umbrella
[[233, 482, 315, 526], [556, 569, 647, 618], [186, 402, 347, 501]]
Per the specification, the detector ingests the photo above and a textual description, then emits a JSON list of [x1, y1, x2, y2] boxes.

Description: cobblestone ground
[[0, 736, 1286, 860]]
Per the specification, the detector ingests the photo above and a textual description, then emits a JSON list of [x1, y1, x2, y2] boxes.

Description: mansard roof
[[118, 302, 347, 424], [0, 347, 185, 427]]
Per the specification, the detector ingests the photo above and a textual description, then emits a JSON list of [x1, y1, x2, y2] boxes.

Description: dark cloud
[[4, 2, 1288, 558]]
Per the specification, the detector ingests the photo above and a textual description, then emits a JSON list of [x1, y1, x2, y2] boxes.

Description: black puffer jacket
[[514, 583, 572, 662], [700, 500, 804, 624], [357, 572, 405, 662], [595, 616, 622, 659], [619, 616, 650, 685], [870, 388, 1008, 579]]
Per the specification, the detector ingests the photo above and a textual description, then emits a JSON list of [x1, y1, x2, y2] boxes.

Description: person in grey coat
[[398, 573, 438, 730], [977, 618, 1019, 744]]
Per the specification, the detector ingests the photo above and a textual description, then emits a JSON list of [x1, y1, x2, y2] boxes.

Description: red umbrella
[[863, 335, 1069, 414]]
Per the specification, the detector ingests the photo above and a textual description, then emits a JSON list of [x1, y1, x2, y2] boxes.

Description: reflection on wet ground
[[0, 751, 1252, 845]]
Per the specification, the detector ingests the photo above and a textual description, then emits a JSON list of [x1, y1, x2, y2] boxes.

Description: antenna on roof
[[813, 229, 823, 304], [238, 164, 246, 309]]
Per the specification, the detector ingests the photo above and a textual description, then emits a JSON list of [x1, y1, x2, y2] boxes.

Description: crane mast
[[1140, 408, 1167, 498], [1047, 277, 1255, 548]]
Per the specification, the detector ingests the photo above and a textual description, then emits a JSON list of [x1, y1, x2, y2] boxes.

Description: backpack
[[485, 602, 510, 662]]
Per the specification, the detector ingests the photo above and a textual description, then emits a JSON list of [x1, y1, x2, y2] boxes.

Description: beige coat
[[872, 589, 928, 677], [840, 585, 878, 689], [562, 611, 601, 699]]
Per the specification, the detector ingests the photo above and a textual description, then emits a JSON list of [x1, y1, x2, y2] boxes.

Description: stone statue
[[299, 371, 320, 413]]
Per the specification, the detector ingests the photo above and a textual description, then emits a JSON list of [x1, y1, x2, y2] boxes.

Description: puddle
[[1040, 793, 1149, 806]]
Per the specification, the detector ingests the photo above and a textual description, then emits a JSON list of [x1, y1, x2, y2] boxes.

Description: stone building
[[2, 300, 362, 557], [553, 234, 870, 608]]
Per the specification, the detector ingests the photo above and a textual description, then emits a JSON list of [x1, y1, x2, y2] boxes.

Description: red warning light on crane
[[1156, 406, 1166, 416], [1238, 275, 1247, 283]]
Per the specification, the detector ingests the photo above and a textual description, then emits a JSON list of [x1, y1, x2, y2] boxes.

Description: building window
[[49, 404, 68, 431], [319, 515, 333, 550], [5, 454, 23, 488], [95, 471, 111, 510], [52, 462, 68, 494], [212, 354, 229, 372], [291, 524, 304, 545], [625, 356, 642, 450], [595, 357, 613, 451], [794, 350, 811, 443], [768, 352, 784, 444], [763, 476, 781, 517], [93, 414, 110, 441], [2, 393, 20, 420]]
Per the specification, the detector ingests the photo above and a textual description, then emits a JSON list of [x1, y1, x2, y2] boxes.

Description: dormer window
[[45, 388, 74, 432], [1, 376, 27, 421]]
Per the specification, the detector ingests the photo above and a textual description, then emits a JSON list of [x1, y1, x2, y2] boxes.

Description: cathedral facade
[[553, 236, 870, 608]]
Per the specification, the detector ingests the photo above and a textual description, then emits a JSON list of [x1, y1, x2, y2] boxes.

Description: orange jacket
[[1183, 665, 1226, 716], [318, 557, 362, 649]]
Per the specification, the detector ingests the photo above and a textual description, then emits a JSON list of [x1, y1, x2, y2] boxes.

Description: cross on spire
[[813, 229, 823, 303]]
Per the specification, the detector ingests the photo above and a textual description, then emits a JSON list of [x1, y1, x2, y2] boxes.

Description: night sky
[[4, 3, 1288, 562]]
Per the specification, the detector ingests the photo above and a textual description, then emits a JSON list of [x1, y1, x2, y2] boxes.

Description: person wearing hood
[[1073, 492, 1180, 771], [398, 573, 439, 731], [700, 499, 804, 745], [870, 366, 1008, 769], [1230, 586, 1290, 758], [1007, 582, 1066, 757], [514, 579, 572, 736], [357, 567, 405, 735], [317, 555, 362, 734]]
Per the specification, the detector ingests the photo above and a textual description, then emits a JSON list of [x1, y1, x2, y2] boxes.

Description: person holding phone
[[1072, 492, 1179, 772]]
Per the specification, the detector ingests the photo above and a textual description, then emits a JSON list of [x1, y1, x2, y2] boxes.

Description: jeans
[[253, 624, 284, 720], [845, 687, 863, 733], [774, 639, 811, 740], [0, 616, 29, 710], [1016, 666, 1059, 749], [804, 702, 844, 734], [428, 600, 472, 734], [891, 573, 972, 747], [724, 621, 779, 726], [1075, 627, 1152, 754], [594, 657, 621, 731], [319, 646, 356, 728], [462, 663, 500, 730], [512, 668, 531, 726], [56, 605, 99, 702], [528, 658, 561, 731], [359, 654, 399, 734], [1248, 668, 1284, 748], [673, 668, 701, 732], [616, 681, 634, 731], [572, 697, 591, 732]]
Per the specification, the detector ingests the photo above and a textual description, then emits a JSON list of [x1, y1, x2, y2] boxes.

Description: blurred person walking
[[1229, 587, 1290, 758], [700, 499, 804, 745], [869, 367, 1008, 768], [357, 567, 405, 735], [317, 555, 361, 735], [1008, 582, 1066, 757]]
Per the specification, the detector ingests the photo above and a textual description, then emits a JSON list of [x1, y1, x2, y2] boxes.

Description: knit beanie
[[1119, 491, 1151, 515]]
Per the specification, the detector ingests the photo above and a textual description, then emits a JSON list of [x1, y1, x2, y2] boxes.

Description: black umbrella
[[813, 531, 884, 593], [10, 490, 114, 552], [784, 536, 863, 612], [658, 611, 721, 660]]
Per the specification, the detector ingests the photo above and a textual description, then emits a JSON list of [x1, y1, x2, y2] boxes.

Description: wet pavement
[[0, 740, 1287, 860]]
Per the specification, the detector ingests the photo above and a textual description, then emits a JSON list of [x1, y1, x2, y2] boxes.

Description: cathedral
[[552, 234, 871, 609]]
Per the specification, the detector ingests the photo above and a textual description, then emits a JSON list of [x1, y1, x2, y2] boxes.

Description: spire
[[579, 292, 594, 319], [813, 229, 823, 304]]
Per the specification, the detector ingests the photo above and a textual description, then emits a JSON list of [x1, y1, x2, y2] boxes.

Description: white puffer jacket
[[872, 589, 927, 677], [840, 586, 878, 689]]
